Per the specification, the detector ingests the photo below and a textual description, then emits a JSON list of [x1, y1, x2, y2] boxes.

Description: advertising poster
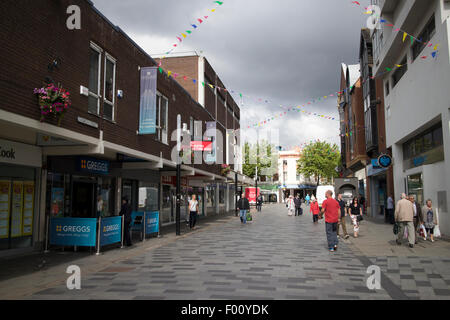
[[100, 216, 122, 246], [22, 181, 34, 236], [50, 218, 97, 247], [11, 181, 23, 238], [51, 187, 65, 217], [138, 67, 157, 134], [145, 211, 159, 235], [0, 180, 11, 239]]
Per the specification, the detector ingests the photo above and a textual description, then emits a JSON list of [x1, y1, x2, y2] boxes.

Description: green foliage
[[242, 140, 278, 179], [296, 141, 340, 186]]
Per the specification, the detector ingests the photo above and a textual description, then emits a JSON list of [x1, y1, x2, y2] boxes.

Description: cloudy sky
[[91, 0, 367, 149]]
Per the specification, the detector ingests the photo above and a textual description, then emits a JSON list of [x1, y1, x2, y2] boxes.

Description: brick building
[[338, 63, 369, 206], [0, 0, 247, 256]]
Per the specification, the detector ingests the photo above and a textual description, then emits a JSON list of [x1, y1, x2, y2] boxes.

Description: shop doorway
[[72, 181, 95, 218]]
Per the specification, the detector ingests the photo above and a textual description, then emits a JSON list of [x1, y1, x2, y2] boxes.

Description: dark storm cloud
[[91, 0, 366, 147]]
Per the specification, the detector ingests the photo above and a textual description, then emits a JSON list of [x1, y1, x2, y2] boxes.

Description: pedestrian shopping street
[[2, 203, 448, 300]]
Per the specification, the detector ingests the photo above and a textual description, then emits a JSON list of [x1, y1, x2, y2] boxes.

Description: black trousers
[[295, 206, 303, 216], [189, 211, 197, 228], [124, 221, 132, 246]]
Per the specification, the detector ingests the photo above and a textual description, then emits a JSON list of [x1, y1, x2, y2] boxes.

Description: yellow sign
[[11, 181, 23, 238], [22, 181, 34, 236], [0, 180, 11, 239]]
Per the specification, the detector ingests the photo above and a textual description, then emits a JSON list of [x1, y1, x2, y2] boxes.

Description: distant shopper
[[305, 194, 311, 206], [320, 190, 340, 252], [287, 195, 295, 216], [310, 198, 320, 224], [294, 194, 303, 216], [119, 197, 132, 247], [409, 195, 422, 244], [349, 197, 363, 238], [256, 194, 263, 212], [395, 193, 415, 248], [337, 194, 349, 239], [421, 199, 438, 242], [96, 195, 103, 218], [237, 192, 250, 224], [387, 194, 395, 224], [189, 194, 199, 230]]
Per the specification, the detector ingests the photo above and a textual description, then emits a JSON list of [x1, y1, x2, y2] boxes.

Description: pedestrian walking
[[349, 197, 363, 238], [337, 194, 349, 239], [237, 192, 250, 224], [395, 193, 415, 248], [409, 195, 422, 244], [119, 197, 132, 247], [421, 199, 438, 242], [256, 194, 263, 212], [310, 198, 320, 224], [305, 194, 311, 206], [287, 195, 295, 216], [294, 194, 303, 216], [188, 194, 199, 230], [320, 190, 340, 252], [387, 194, 395, 224]]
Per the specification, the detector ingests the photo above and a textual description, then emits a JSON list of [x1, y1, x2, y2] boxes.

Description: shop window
[[433, 126, 443, 147], [97, 177, 115, 217], [219, 187, 225, 204], [138, 182, 159, 212], [402, 123, 443, 160]]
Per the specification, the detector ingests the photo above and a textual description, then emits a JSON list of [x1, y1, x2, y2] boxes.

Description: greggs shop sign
[[78, 157, 109, 175], [50, 218, 97, 246]]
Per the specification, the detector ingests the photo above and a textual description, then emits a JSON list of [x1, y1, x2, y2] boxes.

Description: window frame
[[156, 91, 169, 145], [88, 42, 103, 116], [103, 52, 117, 122], [411, 14, 436, 62]]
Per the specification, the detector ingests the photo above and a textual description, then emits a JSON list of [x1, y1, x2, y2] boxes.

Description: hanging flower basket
[[34, 83, 71, 126], [221, 164, 231, 176]]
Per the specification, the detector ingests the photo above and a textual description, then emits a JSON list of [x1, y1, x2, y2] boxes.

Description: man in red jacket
[[320, 190, 340, 252]]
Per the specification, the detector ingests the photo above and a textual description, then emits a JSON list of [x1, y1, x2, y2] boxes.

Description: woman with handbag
[[349, 197, 363, 238], [421, 199, 438, 242], [287, 195, 295, 216]]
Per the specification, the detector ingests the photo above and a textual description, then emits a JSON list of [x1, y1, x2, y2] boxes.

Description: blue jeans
[[325, 222, 338, 249], [240, 210, 247, 224]]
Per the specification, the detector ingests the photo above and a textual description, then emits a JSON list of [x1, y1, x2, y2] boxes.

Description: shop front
[[367, 163, 388, 219], [160, 176, 188, 225], [46, 156, 116, 219], [0, 138, 42, 255]]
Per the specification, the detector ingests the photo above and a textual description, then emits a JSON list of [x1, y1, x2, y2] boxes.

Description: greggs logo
[[56, 225, 91, 233]]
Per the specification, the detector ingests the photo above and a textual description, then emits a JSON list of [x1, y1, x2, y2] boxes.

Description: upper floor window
[[103, 54, 116, 121], [412, 14, 435, 61], [88, 42, 117, 121], [392, 56, 408, 87], [88, 44, 102, 115], [402, 124, 443, 160], [156, 92, 169, 144]]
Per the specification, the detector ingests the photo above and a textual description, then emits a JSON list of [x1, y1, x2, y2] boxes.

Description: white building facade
[[372, 0, 450, 235]]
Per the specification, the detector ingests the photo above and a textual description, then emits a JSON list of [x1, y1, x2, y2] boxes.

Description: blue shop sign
[[78, 157, 109, 175], [145, 211, 159, 235], [100, 216, 122, 246], [371, 159, 381, 168], [378, 154, 392, 168], [50, 218, 97, 247]]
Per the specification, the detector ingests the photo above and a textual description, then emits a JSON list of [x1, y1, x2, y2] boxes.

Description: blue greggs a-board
[[145, 211, 159, 235], [50, 218, 97, 247], [100, 216, 122, 246]]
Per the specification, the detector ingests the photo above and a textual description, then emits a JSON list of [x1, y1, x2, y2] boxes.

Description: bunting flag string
[[161, 1, 224, 57]]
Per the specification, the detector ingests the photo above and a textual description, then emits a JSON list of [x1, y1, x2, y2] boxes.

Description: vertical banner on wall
[[138, 67, 158, 134], [11, 181, 23, 238], [22, 181, 35, 236], [205, 121, 216, 163], [0, 180, 11, 239]]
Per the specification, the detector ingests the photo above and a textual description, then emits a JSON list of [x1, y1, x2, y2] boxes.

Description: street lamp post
[[176, 115, 181, 236]]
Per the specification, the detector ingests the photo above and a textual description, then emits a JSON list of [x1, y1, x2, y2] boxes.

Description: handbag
[[393, 223, 399, 235], [246, 212, 253, 222], [419, 224, 427, 238], [357, 215, 364, 222]]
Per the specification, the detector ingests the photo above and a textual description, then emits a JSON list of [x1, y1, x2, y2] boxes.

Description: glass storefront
[[407, 173, 424, 206], [138, 182, 159, 212]]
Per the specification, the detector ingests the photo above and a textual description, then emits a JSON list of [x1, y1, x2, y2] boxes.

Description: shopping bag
[[246, 212, 253, 222], [434, 225, 441, 238], [403, 226, 409, 239], [419, 224, 427, 238]]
